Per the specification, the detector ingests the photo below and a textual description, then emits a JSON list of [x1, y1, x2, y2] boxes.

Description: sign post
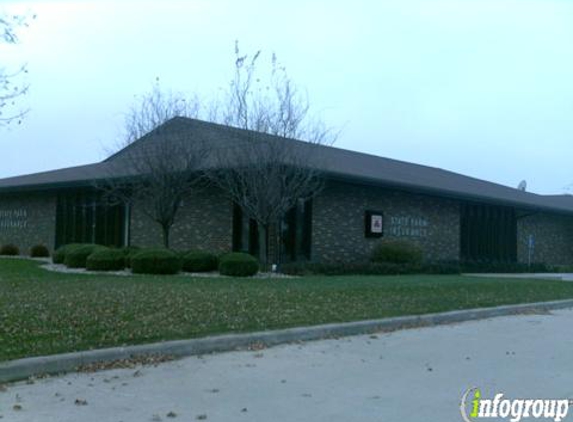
[[527, 234, 535, 268]]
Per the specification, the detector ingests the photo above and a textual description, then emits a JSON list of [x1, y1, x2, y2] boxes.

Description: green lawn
[[1, 258, 573, 362]]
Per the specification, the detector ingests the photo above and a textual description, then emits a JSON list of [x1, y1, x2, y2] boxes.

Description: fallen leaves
[[248, 342, 266, 351], [77, 355, 174, 373], [3, 258, 573, 362]]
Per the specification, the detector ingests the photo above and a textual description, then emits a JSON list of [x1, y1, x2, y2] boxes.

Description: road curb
[[2, 298, 573, 384]]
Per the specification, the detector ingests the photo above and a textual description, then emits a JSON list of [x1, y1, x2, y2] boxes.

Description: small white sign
[[528, 234, 535, 248], [371, 214, 383, 233]]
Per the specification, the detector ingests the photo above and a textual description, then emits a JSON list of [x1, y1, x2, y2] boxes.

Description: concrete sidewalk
[[2, 308, 573, 422], [465, 272, 573, 281]]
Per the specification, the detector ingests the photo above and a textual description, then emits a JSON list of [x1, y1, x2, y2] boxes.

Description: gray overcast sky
[[2, 0, 573, 194]]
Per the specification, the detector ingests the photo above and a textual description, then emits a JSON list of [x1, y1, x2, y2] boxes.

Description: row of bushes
[[371, 239, 423, 265], [278, 240, 553, 276], [456, 260, 552, 274], [3, 238, 426, 266], [359, 239, 550, 275], [281, 260, 554, 276], [0, 243, 50, 257], [0, 238, 558, 276], [53, 243, 259, 277], [281, 261, 461, 276]]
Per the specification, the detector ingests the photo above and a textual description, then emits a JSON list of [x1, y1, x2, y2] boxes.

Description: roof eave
[[326, 172, 573, 216], [1, 169, 572, 216]]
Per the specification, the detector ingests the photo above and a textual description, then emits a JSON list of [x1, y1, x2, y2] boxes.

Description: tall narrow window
[[232, 200, 313, 262], [232, 204, 259, 256], [460, 203, 516, 262], [55, 190, 126, 248], [281, 199, 312, 262]]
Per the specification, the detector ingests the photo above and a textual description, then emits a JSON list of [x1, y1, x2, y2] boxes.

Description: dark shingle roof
[[542, 194, 573, 210], [0, 161, 134, 191], [0, 117, 571, 214]]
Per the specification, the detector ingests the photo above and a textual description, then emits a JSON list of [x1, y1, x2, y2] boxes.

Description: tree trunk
[[258, 224, 268, 270], [161, 224, 170, 249], [275, 221, 282, 270]]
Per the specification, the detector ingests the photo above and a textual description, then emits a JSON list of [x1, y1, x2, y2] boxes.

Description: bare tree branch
[[207, 42, 337, 265], [112, 79, 201, 152], [101, 43, 337, 260], [100, 85, 207, 248], [214, 41, 337, 144], [0, 13, 33, 127]]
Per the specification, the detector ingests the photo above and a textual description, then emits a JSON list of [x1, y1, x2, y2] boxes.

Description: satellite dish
[[517, 180, 527, 191]]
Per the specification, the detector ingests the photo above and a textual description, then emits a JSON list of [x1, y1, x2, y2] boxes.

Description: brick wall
[[3, 183, 573, 266], [311, 181, 460, 262], [0, 192, 57, 254], [517, 212, 573, 265], [129, 187, 233, 252]]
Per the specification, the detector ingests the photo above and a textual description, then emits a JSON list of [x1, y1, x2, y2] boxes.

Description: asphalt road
[[2, 309, 573, 422]]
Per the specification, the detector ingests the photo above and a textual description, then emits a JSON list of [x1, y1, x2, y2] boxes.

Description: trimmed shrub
[[281, 261, 460, 276], [551, 264, 573, 273], [0, 244, 19, 256], [121, 246, 142, 268], [182, 250, 219, 273], [30, 244, 50, 258], [52, 243, 85, 264], [131, 248, 182, 275], [64, 244, 108, 268], [371, 239, 423, 264], [86, 248, 126, 271], [219, 252, 259, 277], [281, 259, 560, 276], [52, 247, 65, 264], [459, 260, 551, 273]]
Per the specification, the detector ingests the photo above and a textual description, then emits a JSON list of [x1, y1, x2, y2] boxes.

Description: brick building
[[0, 117, 572, 265]]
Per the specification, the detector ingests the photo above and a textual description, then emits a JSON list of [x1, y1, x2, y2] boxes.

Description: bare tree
[[210, 131, 323, 266], [102, 44, 336, 259], [218, 41, 334, 143], [101, 85, 206, 248], [115, 79, 200, 150], [0, 13, 32, 126], [209, 42, 337, 266]]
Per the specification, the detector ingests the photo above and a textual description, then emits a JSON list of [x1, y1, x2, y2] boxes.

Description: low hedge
[[280, 260, 558, 276], [182, 250, 219, 273], [131, 248, 182, 275], [64, 244, 108, 268], [86, 248, 126, 271], [121, 246, 142, 268], [281, 261, 460, 276], [371, 239, 423, 264], [219, 252, 259, 277], [30, 244, 50, 258], [459, 260, 552, 273], [52, 246, 66, 264], [0, 244, 19, 256], [551, 264, 573, 273], [52, 243, 86, 264]]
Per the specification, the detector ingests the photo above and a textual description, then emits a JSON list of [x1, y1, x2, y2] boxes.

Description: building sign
[[0, 209, 28, 229], [371, 214, 383, 234], [364, 210, 384, 238], [388, 216, 429, 238]]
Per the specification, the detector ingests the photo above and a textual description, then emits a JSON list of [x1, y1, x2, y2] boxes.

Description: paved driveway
[[465, 272, 573, 281], [2, 309, 573, 422]]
